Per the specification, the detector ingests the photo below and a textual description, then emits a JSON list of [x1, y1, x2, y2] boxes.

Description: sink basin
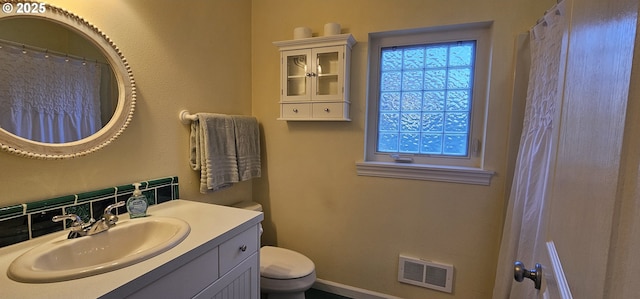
[[8, 216, 190, 283]]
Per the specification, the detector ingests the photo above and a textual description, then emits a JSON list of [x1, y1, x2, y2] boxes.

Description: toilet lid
[[260, 246, 315, 279]]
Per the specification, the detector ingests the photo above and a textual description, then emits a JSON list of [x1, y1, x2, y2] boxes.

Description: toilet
[[233, 201, 316, 299]]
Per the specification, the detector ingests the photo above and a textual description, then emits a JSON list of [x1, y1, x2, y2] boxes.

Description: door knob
[[514, 261, 542, 290]]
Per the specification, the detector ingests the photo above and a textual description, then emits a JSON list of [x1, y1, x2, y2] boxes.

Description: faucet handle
[[52, 214, 83, 225], [103, 201, 125, 227], [104, 201, 125, 216]]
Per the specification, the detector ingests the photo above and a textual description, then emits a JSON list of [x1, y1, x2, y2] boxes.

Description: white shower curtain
[[493, 1, 567, 298], [0, 42, 102, 143]]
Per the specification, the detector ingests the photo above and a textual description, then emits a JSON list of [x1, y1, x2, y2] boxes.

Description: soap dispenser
[[127, 183, 148, 218]]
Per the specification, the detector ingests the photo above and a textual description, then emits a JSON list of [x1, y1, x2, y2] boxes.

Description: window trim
[[358, 22, 495, 184], [356, 161, 495, 185]]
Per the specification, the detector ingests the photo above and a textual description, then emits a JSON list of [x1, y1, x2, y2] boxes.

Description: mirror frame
[[0, 1, 136, 159]]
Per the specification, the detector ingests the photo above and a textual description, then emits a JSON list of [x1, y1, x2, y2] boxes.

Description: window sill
[[355, 161, 495, 185]]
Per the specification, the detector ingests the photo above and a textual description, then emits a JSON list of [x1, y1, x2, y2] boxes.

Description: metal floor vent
[[398, 255, 453, 293]]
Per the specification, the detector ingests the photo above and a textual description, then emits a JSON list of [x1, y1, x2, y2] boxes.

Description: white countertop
[[0, 200, 263, 299]]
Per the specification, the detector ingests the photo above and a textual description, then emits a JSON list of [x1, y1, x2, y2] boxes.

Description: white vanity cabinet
[[122, 225, 260, 299], [274, 34, 356, 121]]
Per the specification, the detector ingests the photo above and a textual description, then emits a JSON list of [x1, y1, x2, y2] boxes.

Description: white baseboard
[[313, 278, 404, 299]]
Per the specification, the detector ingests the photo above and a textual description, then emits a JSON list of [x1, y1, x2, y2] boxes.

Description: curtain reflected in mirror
[[0, 1, 135, 159], [0, 17, 117, 144], [0, 40, 115, 143]]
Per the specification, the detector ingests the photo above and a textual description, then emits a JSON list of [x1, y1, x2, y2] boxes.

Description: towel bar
[[179, 110, 198, 124]]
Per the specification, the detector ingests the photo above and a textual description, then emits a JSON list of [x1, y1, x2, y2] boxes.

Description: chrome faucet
[[53, 201, 125, 239], [52, 213, 90, 239], [87, 201, 125, 235]]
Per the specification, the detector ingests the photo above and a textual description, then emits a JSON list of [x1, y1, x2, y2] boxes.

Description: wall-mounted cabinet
[[274, 34, 356, 121]]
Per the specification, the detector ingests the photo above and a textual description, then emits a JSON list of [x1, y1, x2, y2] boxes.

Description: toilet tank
[[232, 201, 264, 236], [232, 201, 263, 212]]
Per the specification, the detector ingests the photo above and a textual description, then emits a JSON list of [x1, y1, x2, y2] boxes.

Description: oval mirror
[[0, 1, 135, 159]]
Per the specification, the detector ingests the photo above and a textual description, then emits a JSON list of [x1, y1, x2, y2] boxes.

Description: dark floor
[[305, 288, 352, 299]]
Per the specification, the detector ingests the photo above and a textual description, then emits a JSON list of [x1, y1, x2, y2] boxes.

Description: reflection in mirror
[[0, 1, 136, 159], [0, 18, 118, 143]]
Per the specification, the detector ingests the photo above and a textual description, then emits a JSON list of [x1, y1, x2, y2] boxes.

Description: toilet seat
[[260, 246, 315, 279]]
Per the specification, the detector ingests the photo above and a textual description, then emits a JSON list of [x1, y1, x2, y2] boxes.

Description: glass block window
[[362, 23, 491, 172], [377, 41, 476, 156]]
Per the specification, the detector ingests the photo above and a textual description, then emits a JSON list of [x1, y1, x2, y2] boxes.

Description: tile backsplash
[[0, 176, 179, 248]]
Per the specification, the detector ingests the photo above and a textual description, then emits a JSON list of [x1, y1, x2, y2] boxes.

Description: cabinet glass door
[[313, 46, 343, 100], [284, 50, 310, 99]]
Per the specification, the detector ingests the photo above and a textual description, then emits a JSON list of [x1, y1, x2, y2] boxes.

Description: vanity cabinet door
[[195, 253, 259, 299]]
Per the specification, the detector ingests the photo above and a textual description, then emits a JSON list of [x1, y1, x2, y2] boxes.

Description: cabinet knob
[[324, 108, 330, 112], [239, 245, 247, 252], [305, 73, 312, 77], [292, 108, 298, 113]]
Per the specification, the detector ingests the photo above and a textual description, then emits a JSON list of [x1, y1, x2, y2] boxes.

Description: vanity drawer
[[312, 102, 346, 119], [219, 225, 259, 275], [127, 247, 219, 299], [281, 103, 311, 119]]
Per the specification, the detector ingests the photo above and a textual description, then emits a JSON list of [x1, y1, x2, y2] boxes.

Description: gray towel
[[189, 113, 261, 193], [232, 115, 261, 181], [191, 113, 238, 193]]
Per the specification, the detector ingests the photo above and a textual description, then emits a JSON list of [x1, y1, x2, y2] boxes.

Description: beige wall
[[0, 0, 254, 206], [0, 0, 558, 298], [251, 0, 553, 298]]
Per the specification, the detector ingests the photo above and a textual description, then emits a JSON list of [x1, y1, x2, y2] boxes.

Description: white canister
[[324, 23, 341, 36], [293, 27, 312, 39]]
